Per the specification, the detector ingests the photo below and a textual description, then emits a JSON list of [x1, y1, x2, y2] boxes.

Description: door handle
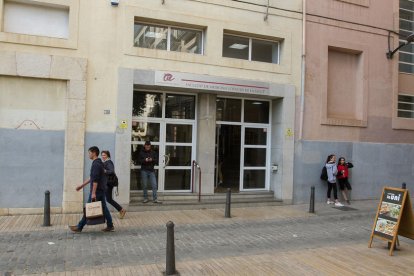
[[163, 154, 170, 168]]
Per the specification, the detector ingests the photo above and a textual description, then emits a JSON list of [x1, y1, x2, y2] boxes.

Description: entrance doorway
[[215, 97, 271, 192], [215, 125, 241, 192], [130, 91, 196, 192]]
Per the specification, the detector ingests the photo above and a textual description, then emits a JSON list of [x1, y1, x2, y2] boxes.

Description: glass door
[[215, 97, 270, 192], [131, 91, 196, 192], [241, 100, 270, 191], [241, 126, 269, 190]]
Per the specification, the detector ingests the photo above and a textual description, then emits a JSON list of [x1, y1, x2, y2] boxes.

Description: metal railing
[[191, 160, 202, 202]]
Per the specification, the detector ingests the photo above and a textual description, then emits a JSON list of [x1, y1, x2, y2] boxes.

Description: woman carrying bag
[[102, 150, 127, 219]]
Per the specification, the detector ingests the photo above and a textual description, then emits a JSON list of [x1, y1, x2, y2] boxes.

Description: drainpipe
[[298, 0, 306, 140]]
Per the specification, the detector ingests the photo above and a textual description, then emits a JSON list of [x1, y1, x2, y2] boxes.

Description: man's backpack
[[320, 166, 328, 181]]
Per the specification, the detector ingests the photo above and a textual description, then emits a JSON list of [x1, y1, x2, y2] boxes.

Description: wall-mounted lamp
[[386, 32, 414, 59], [110, 0, 119, 7]]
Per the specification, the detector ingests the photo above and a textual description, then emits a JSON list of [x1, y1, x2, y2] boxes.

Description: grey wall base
[[293, 140, 414, 204], [0, 129, 64, 208]]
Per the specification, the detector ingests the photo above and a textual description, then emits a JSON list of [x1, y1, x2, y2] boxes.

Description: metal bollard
[[225, 188, 231, 218], [166, 221, 177, 275], [402, 182, 407, 189], [309, 186, 315, 213], [43, 190, 51, 227]]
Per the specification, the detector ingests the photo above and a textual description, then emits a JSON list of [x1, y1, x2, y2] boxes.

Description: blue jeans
[[78, 191, 113, 230], [141, 170, 157, 200]]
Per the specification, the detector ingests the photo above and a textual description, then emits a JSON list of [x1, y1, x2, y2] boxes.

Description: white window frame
[[223, 33, 280, 64], [399, 1, 414, 73], [134, 22, 204, 55], [397, 93, 414, 118]]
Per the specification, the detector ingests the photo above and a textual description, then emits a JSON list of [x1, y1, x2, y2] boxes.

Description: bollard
[[402, 182, 407, 190], [225, 188, 231, 218], [309, 186, 315, 213], [43, 190, 51, 227], [166, 221, 177, 275]]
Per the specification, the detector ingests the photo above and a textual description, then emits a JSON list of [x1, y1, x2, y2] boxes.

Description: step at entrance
[[127, 191, 282, 211]]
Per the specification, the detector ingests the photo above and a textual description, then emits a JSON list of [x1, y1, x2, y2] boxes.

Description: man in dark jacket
[[139, 141, 159, 203], [69, 146, 114, 232]]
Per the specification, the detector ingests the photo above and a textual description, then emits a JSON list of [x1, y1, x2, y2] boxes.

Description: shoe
[[327, 200, 334, 204], [335, 202, 344, 207], [346, 200, 351, 205], [119, 209, 126, 219], [143, 199, 149, 203], [153, 199, 158, 203], [68, 225, 81, 233], [102, 226, 115, 232]]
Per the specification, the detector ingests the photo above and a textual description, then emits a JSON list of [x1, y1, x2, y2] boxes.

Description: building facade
[[294, 0, 414, 203], [1, 0, 412, 214], [0, 0, 302, 214]]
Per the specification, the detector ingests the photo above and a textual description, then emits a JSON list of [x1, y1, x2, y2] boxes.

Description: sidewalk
[[0, 199, 378, 233], [2, 199, 414, 276]]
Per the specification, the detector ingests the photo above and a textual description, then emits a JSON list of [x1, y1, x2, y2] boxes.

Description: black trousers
[[327, 181, 338, 200], [105, 186, 123, 212]]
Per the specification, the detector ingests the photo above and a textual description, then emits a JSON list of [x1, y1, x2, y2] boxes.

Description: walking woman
[[325, 154, 344, 207], [337, 157, 353, 205], [101, 150, 127, 219]]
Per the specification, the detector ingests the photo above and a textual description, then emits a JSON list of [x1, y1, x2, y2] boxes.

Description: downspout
[[298, 0, 306, 140]]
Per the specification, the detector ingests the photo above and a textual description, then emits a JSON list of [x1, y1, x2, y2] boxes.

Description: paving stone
[[0, 213, 377, 274]]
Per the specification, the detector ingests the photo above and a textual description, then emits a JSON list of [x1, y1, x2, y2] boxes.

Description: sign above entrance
[[155, 71, 270, 95]]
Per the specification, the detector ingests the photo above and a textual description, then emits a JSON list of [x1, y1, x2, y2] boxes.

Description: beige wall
[[0, 0, 303, 211], [1, 0, 302, 132], [303, 0, 414, 143]]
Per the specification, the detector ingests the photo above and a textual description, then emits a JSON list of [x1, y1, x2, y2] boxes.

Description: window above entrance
[[216, 98, 269, 124], [134, 21, 203, 54], [222, 33, 280, 64]]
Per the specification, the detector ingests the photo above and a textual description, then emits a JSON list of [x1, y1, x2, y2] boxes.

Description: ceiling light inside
[[229, 43, 248, 50]]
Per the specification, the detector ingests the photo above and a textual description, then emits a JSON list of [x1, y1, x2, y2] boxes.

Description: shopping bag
[[83, 208, 106, 225], [85, 201, 103, 218]]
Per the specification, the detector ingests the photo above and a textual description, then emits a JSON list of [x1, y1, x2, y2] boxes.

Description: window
[[133, 22, 203, 54], [222, 34, 279, 64], [3, 1, 69, 39], [398, 94, 414, 118], [216, 98, 270, 123], [399, 0, 414, 73]]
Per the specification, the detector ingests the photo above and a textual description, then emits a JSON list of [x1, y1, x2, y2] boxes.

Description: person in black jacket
[[139, 141, 159, 203], [101, 151, 126, 219], [69, 146, 114, 232]]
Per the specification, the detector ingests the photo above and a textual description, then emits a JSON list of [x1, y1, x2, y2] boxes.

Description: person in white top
[[325, 154, 344, 207]]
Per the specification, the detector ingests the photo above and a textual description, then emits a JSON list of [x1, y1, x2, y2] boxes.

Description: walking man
[[69, 146, 114, 232], [139, 141, 159, 203]]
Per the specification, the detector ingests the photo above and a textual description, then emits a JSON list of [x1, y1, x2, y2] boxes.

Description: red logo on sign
[[163, 73, 175, 81]]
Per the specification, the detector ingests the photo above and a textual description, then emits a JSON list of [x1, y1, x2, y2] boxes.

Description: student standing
[[337, 157, 353, 205], [139, 141, 159, 203], [69, 146, 114, 232], [325, 154, 344, 207], [101, 150, 126, 219]]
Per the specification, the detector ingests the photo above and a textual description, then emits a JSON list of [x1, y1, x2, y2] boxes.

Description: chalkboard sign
[[369, 187, 414, 256]]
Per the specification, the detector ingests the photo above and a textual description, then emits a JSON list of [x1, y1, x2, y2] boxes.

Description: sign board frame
[[368, 187, 414, 256]]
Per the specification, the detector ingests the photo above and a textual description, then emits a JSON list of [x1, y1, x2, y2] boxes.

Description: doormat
[[332, 206, 358, 211]]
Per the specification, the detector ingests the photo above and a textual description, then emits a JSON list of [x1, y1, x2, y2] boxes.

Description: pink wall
[[303, 0, 414, 143]]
